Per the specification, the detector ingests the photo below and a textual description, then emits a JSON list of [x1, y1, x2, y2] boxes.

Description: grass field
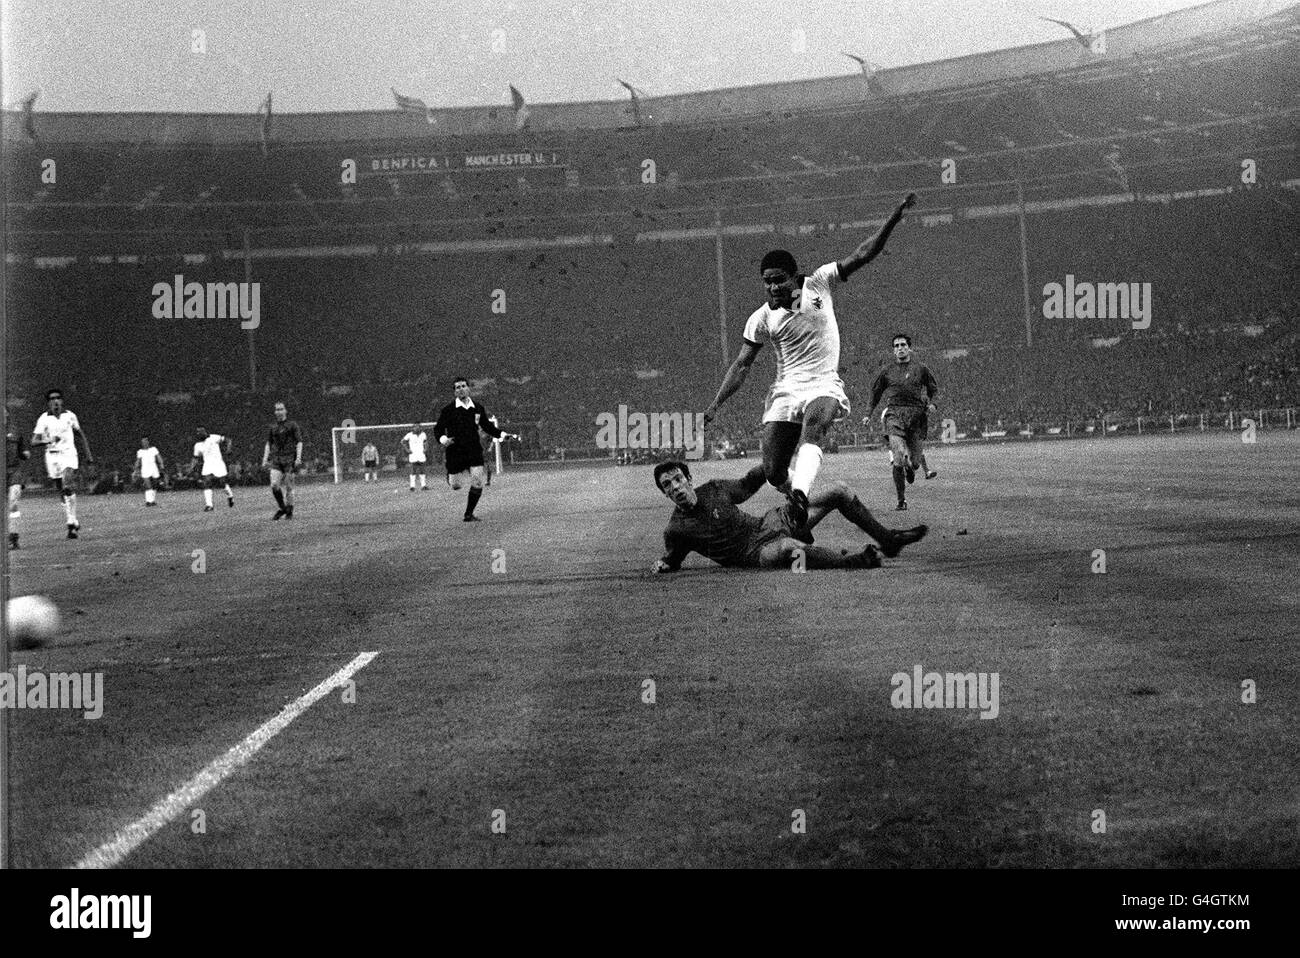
[[5, 433, 1298, 868]]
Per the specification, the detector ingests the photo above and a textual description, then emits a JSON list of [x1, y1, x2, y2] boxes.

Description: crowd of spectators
[[6, 193, 1295, 467]]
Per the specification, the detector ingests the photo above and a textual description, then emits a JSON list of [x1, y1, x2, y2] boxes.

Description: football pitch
[[6, 433, 1298, 868]]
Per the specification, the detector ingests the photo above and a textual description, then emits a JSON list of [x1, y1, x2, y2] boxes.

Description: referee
[[434, 377, 518, 522]]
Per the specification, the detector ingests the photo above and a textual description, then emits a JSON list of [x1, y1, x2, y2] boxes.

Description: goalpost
[[331, 422, 505, 484]]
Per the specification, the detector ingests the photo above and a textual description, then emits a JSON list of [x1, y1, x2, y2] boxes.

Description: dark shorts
[[269, 458, 297, 475], [739, 502, 806, 567], [7, 469, 22, 488], [884, 407, 927, 440], [363, 460, 378, 469]]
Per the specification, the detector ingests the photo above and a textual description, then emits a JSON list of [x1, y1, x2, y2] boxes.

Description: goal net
[[330, 421, 505, 484]]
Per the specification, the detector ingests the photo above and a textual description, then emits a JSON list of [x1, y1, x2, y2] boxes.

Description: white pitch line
[[75, 650, 379, 869]]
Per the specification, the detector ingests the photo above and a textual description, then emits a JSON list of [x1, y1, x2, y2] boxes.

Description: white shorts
[[408, 456, 427, 465], [46, 450, 78, 479], [762, 379, 851, 425], [140, 467, 161, 480], [202, 466, 228, 479]]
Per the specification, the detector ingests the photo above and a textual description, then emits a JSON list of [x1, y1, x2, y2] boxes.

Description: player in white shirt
[[703, 192, 917, 523], [31, 389, 94, 539], [133, 437, 167, 506], [361, 441, 381, 482], [401, 425, 429, 490], [189, 428, 235, 511]]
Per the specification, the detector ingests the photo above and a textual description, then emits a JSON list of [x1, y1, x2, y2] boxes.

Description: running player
[[7, 412, 30, 549], [401, 424, 430, 491], [361, 440, 381, 482], [133, 437, 166, 506], [433, 378, 519, 522], [652, 460, 927, 572], [31, 389, 93, 539], [703, 192, 917, 524], [866, 333, 939, 511], [189, 428, 236, 511], [261, 402, 302, 520]]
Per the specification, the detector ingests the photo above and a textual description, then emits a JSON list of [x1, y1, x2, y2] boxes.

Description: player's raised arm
[[837, 192, 917, 281], [704, 340, 762, 425]]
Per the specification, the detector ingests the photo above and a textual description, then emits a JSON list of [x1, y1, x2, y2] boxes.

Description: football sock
[[144, 488, 154, 504], [204, 488, 214, 507], [9, 508, 18, 535], [284, 487, 294, 507], [224, 485, 234, 500], [63, 493, 77, 524], [272, 488, 286, 509], [892, 466, 906, 502], [409, 476, 416, 489], [419, 475, 427, 488], [842, 495, 891, 543], [790, 443, 824, 496], [465, 487, 483, 517]]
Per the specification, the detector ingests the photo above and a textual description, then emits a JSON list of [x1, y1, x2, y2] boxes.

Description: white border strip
[[75, 651, 379, 869]]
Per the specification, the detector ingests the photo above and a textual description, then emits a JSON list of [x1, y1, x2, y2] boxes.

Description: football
[[6, 594, 61, 650]]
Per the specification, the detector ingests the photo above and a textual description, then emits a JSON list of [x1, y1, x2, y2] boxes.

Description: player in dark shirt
[[867, 333, 939, 510], [261, 401, 303, 520], [652, 460, 927, 572], [6, 411, 31, 549], [433, 377, 518, 522]]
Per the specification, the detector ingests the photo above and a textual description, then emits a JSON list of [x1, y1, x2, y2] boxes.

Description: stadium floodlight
[[330, 422, 505, 484]]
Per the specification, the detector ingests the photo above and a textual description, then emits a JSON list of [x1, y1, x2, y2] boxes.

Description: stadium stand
[[4, 0, 1297, 477]]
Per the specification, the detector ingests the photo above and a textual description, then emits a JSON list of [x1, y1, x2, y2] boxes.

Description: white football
[[6, 594, 61, 650]]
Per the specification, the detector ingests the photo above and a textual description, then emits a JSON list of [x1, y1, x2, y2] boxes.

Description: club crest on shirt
[[810, 295, 823, 310]]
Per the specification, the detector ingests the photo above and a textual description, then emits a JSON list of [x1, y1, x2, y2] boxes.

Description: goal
[[330, 421, 505, 484]]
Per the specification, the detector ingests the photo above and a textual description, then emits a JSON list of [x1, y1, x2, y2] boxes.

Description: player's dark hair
[[45, 389, 63, 400], [453, 377, 468, 387], [760, 250, 797, 276], [653, 460, 691, 489], [892, 333, 912, 346]]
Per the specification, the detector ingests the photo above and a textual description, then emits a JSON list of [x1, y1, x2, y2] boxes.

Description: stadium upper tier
[[3, 0, 1297, 253]]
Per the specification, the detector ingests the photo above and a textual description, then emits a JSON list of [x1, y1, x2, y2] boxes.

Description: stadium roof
[[3, 0, 1295, 147]]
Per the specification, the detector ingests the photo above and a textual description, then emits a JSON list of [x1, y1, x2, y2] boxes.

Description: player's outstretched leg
[[808, 480, 928, 558], [203, 479, 215, 511], [224, 482, 235, 507], [787, 397, 842, 523], [283, 472, 295, 518], [761, 537, 881, 570]]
